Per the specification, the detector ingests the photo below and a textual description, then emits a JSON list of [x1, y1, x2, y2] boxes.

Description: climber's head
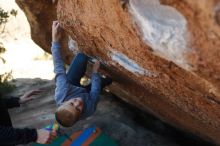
[[55, 98, 84, 127]]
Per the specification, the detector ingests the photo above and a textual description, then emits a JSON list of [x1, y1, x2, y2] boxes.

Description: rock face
[[16, 0, 220, 145]]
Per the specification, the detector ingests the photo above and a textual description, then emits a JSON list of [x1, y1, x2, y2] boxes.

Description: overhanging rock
[[16, 0, 220, 145]]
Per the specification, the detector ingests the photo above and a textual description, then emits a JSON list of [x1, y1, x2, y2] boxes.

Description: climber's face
[[60, 97, 84, 114]]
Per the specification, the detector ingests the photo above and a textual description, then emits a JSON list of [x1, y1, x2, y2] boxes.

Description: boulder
[[16, 0, 220, 145]]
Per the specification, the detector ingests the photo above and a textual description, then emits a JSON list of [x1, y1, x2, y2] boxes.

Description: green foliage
[[0, 7, 16, 95], [0, 71, 14, 95], [0, 42, 6, 53], [0, 42, 6, 63], [0, 7, 9, 25], [10, 9, 18, 17]]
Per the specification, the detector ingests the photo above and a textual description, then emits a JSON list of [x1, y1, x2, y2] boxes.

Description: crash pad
[[33, 126, 117, 146]]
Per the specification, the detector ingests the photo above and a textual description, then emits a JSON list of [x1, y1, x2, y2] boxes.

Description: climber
[[51, 20, 112, 127], [0, 90, 57, 146]]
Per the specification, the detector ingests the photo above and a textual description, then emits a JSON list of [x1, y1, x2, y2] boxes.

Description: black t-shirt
[[0, 96, 13, 127], [0, 96, 37, 146]]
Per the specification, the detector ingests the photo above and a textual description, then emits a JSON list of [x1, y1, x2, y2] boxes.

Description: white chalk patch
[[129, 0, 190, 69], [110, 51, 157, 77], [68, 36, 79, 53]]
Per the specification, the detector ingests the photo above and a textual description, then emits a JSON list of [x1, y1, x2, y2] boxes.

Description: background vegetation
[[0, 7, 17, 95]]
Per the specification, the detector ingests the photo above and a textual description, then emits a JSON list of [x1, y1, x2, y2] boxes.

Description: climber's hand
[[52, 20, 62, 42], [92, 60, 100, 73]]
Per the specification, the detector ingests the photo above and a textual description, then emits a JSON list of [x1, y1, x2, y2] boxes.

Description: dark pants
[[66, 53, 112, 91], [67, 53, 88, 87]]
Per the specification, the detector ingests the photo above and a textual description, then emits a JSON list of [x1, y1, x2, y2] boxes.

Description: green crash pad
[[32, 127, 118, 146]]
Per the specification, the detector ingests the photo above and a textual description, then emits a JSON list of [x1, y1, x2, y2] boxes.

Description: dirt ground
[[8, 78, 180, 146]]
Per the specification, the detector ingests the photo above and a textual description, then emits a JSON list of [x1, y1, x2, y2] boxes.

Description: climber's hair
[[55, 107, 80, 127]]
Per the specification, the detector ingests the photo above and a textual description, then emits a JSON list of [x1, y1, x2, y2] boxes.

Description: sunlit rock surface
[[16, 0, 220, 145]]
